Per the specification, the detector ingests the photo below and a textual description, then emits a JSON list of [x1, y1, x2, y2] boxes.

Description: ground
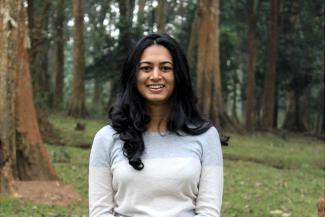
[[0, 114, 323, 217], [12, 181, 81, 206]]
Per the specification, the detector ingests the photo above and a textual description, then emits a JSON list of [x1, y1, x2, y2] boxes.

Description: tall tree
[[137, 0, 146, 26], [261, 0, 280, 129], [156, 0, 166, 32], [27, 0, 52, 107], [68, 0, 88, 117], [54, 0, 65, 108], [106, 0, 136, 107], [87, 0, 110, 107], [187, 7, 199, 66], [0, 0, 57, 194], [280, 0, 318, 132], [245, 0, 262, 131], [196, 0, 238, 132]]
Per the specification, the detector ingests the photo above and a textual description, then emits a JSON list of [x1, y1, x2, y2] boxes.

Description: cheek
[[137, 72, 148, 84]]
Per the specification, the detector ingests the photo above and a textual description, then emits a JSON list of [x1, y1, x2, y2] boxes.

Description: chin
[[145, 97, 169, 105]]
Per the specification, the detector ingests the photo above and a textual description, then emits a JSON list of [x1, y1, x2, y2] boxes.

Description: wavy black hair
[[109, 33, 212, 170]]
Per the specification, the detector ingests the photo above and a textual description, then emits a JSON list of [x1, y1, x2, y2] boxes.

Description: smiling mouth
[[146, 84, 165, 90]]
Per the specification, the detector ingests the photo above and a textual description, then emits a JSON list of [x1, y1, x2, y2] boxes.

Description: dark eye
[[161, 66, 172, 72], [140, 66, 152, 72]]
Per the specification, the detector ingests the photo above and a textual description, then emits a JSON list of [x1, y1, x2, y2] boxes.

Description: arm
[[194, 127, 224, 217], [89, 127, 115, 217]]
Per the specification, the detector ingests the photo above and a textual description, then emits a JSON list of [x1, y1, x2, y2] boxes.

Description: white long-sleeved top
[[89, 125, 223, 217]]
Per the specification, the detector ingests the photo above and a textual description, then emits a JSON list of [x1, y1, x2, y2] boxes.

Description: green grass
[[223, 132, 325, 169], [1, 114, 324, 217], [48, 114, 107, 147]]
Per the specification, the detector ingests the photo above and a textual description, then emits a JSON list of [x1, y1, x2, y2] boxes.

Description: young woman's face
[[137, 45, 175, 106]]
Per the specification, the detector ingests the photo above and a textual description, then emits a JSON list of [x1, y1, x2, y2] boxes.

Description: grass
[[223, 132, 325, 169], [0, 114, 324, 217], [48, 114, 107, 147]]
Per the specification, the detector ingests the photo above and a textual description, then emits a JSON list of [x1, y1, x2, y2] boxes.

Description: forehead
[[140, 45, 173, 63]]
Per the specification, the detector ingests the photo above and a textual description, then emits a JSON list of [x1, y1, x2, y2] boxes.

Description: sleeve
[[194, 127, 224, 217], [89, 127, 115, 217]]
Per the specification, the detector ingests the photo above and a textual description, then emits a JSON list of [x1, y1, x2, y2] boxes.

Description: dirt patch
[[12, 181, 82, 206]]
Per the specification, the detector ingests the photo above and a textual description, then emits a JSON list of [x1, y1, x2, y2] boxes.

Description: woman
[[89, 33, 223, 217]]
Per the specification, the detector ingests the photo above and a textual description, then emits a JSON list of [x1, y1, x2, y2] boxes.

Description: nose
[[150, 67, 161, 80]]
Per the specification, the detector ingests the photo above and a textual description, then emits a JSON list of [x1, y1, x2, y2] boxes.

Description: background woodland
[[0, 0, 324, 216]]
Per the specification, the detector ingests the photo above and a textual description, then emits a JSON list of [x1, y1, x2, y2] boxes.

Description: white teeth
[[148, 84, 164, 89]]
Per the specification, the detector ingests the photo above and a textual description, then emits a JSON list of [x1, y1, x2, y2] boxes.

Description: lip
[[146, 84, 165, 93]]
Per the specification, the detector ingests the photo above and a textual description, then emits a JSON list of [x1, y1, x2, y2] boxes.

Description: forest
[[0, 0, 324, 216]]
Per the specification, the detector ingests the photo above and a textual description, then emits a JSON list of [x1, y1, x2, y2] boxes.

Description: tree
[[156, 0, 167, 32], [87, 0, 110, 109], [280, 0, 322, 132], [261, 0, 280, 129], [245, 0, 262, 131], [106, 0, 136, 107], [27, 0, 52, 107], [54, 0, 65, 108], [0, 0, 57, 194], [195, 0, 238, 132], [68, 0, 88, 117]]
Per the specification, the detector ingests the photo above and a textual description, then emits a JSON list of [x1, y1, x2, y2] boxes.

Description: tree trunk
[[68, 0, 88, 117], [0, 0, 57, 194], [196, 0, 239, 132], [89, 1, 109, 108], [27, 0, 52, 107], [245, 0, 261, 131], [156, 0, 166, 32], [55, 0, 65, 108], [282, 89, 306, 131], [108, 0, 135, 109], [261, 0, 280, 129], [281, 0, 309, 132], [187, 10, 199, 67]]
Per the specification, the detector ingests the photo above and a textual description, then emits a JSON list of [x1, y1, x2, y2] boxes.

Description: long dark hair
[[109, 33, 212, 170]]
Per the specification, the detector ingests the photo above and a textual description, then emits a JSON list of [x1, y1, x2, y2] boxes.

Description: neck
[[146, 103, 170, 132]]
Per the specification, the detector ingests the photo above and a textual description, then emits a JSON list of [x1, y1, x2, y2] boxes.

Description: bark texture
[[196, 0, 238, 132], [245, 0, 261, 131], [187, 10, 199, 65], [261, 0, 280, 129], [68, 0, 88, 117], [0, 0, 57, 194], [156, 0, 166, 32]]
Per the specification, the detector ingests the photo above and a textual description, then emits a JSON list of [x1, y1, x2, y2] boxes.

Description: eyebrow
[[139, 61, 173, 65]]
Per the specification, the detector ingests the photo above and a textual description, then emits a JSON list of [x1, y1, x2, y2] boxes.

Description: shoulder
[[90, 125, 118, 166], [94, 125, 117, 137], [93, 125, 118, 143], [198, 126, 223, 166], [199, 126, 220, 141]]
